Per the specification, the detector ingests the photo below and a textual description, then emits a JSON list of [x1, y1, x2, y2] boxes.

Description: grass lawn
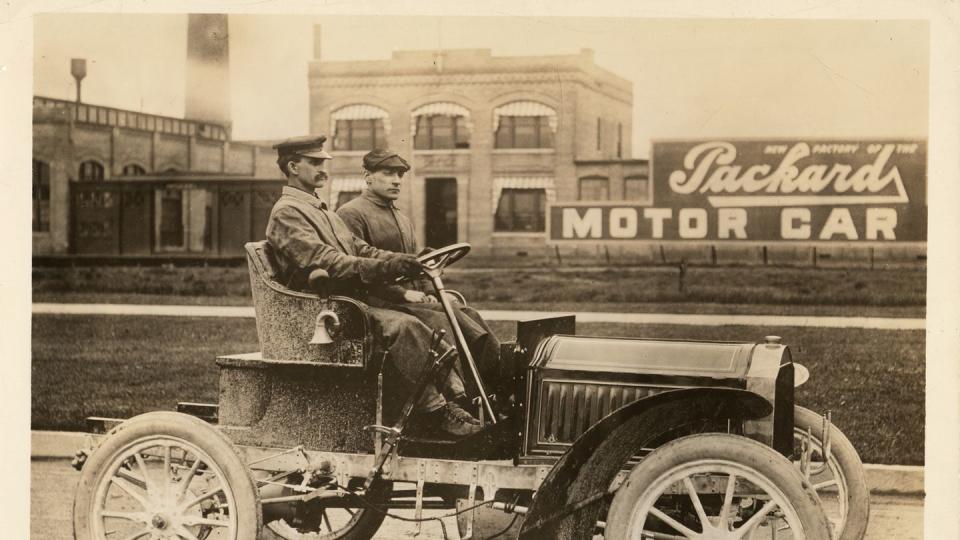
[[31, 314, 924, 465], [32, 264, 925, 315]]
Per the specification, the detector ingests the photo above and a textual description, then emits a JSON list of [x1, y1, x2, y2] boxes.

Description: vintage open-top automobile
[[71, 242, 869, 540]]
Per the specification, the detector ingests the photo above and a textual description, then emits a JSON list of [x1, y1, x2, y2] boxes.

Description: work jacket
[[337, 190, 429, 293], [265, 186, 405, 302]]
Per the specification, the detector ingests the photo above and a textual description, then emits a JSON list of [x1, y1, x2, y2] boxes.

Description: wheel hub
[[151, 513, 168, 529]]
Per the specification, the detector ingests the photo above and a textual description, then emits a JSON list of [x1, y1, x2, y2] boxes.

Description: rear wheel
[[792, 405, 870, 540], [605, 434, 831, 540], [73, 411, 262, 540]]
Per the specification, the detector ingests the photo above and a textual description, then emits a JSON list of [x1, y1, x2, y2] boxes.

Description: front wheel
[[605, 433, 831, 540], [73, 411, 262, 540]]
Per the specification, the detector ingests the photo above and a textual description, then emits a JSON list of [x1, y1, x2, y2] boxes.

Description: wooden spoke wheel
[[605, 434, 832, 540], [73, 412, 262, 540]]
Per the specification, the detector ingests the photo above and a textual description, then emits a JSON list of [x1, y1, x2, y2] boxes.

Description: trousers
[[365, 301, 502, 413]]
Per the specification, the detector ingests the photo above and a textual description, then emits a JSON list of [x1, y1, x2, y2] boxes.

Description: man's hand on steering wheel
[[382, 253, 425, 280]]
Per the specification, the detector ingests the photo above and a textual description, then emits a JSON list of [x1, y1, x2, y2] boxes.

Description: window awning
[[330, 104, 391, 136], [330, 177, 367, 209], [410, 102, 473, 136], [493, 101, 558, 133], [492, 176, 556, 214]]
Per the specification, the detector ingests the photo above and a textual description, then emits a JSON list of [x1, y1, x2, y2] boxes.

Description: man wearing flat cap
[[337, 149, 507, 403], [265, 136, 483, 437]]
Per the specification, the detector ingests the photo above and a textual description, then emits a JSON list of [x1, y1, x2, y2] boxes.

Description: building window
[[330, 177, 367, 210], [624, 175, 649, 201], [493, 101, 557, 149], [579, 176, 610, 200], [495, 189, 546, 232], [411, 102, 472, 150], [158, 188, 184, 249], [330, 104, 391, 151], [333, 119, 387, 151], [122, 164, 146, 176], [495, 116, 554, 149], [414, 115, 470, 150], [79, 160, 104, 181], [33, 160, 50, 232]]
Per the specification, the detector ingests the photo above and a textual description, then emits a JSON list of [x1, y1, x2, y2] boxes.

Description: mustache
[[314, 171, 329, 181]]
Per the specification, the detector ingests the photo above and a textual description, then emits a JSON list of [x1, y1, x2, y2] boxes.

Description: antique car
[[70, 242, 869, 540]]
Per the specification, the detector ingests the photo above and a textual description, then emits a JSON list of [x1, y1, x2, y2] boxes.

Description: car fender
[[518, 387, 772, 539]]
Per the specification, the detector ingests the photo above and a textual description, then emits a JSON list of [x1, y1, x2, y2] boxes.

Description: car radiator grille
[[538, 380, 671, 444]]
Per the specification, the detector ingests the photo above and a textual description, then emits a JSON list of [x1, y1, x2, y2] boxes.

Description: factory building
[[310, 45, 648, 256]]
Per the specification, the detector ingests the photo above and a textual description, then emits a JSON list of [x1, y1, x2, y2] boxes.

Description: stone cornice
[[310, 71, 632, 106]]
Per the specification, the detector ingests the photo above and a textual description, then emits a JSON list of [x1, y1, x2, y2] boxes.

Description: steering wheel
[[417, 242, 471, 271]]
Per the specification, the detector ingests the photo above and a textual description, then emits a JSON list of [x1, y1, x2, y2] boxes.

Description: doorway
[[425, 178, 458, 248]]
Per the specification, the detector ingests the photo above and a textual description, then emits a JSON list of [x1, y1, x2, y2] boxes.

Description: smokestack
[[185, 14, 231, 135]]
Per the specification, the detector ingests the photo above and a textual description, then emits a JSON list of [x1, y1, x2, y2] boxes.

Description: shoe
[[447, 401, 482, 425], [437, 402, 483, 437]]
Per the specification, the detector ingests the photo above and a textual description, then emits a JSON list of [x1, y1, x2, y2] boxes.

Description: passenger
[[265, 135, 482, 437], [336, 149, 505, 403]]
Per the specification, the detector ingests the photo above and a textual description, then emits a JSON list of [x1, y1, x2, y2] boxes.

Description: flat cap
[[362, 149, 410, 172], [273, 135, 333, 160]]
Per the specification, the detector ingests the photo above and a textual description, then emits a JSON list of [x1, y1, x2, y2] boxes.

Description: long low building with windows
[[31, 96, 283, 257]]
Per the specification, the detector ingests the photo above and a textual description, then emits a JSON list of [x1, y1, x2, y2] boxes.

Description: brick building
[[310, 47, 648, 256], [31, 96, 283, 256]]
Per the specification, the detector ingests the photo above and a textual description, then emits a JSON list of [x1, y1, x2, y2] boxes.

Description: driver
[[336, 149, 505, 403], [265, 135, 482, 437]]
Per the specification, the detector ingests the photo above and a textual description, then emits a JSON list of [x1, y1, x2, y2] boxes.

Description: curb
[[32, 303, 924, 330], [30, 430, 925, 496]]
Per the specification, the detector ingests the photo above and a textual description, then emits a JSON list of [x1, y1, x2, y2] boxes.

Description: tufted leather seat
[[244, 241, 372, 366]]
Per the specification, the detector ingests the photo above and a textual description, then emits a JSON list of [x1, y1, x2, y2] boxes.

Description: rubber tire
[[73, 411, 262, 540], [794, 405, 870, 540], [261, 479, 391, 540], [605, 433, 832, 540]]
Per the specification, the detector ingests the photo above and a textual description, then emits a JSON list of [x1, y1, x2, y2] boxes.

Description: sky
[[33, 14, 929, 158]]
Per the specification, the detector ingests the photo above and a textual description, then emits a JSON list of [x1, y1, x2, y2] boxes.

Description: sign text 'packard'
[[549, 140, 926, 243]]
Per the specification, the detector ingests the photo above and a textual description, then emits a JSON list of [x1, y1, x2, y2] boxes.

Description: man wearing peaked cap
[[361, 148, 410, 173], [272, 134, 334, 159], [338, 149, 507, 404], [265, 137, 484, 438]]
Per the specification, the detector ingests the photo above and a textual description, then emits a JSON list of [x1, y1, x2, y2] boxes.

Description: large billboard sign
[[548, 140, 927, 244]]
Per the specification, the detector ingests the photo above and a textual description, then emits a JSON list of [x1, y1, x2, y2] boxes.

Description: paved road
[[32, 458, 922, 539], [32, 303, 924, 330]]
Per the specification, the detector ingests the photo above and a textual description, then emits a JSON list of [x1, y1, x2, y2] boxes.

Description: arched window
[[79, 160, 104, 181], [32, 160, 51, 232], [122, 164, 146, 176], [579, 176, 609, 201], [493, 101, 556, 149], [412, 102, 471, 150], [492, 177, 556, 232], [330, 104, 390, 151], [330, 177, 367, 210]]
